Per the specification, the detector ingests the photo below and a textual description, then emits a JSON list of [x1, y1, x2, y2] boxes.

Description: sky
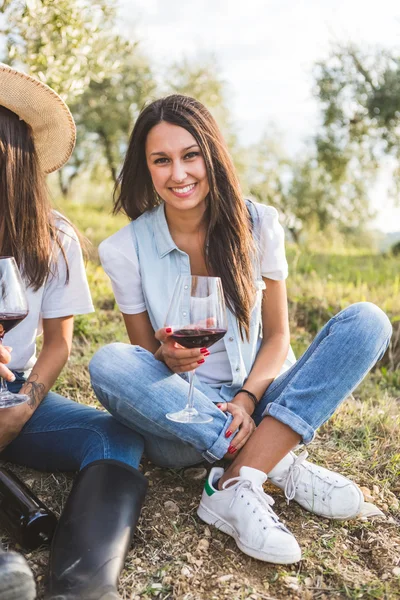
[[119, 0, 400, 233]]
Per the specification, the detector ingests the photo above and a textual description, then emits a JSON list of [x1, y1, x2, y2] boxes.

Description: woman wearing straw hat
[[0, 63, 148, 600]]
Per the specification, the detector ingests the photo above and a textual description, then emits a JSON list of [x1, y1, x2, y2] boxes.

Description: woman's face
[[145, 121, 210, 213]]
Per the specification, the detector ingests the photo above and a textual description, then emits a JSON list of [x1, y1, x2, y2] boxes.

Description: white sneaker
[[197, 466, 301, 564], [268, 450, 364, 520]]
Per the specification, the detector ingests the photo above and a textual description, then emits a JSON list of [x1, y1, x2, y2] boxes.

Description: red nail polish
[[217, 403, 222, 409], [228, 445, 236, 454], [166, 327, 172, 333], [200, 348, 208, 354], [197, 358, 205, 364], [225, 430, 232, 438]]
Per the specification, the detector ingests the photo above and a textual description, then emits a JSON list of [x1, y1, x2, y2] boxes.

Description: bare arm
[[19, 316, 74, 411], [0, 316, 73, 450], [122, 312, 159, 353]]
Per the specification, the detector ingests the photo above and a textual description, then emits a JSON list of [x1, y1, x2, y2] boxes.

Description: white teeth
[[171, 184, 195, 194]]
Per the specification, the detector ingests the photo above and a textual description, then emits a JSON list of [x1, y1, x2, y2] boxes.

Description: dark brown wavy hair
[[0, 106, 69, 290], [114, 94, 256, 339]]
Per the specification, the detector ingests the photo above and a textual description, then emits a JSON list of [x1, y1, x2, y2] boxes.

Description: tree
[[164, 56, 246, 178], [0, 0, 155, 193], [244, 130, 375, 243], [314, 43, 400, 204]]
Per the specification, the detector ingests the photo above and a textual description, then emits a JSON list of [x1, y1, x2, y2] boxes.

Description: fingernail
[[166, 328, 172, 333], [228, 445, 237, 454], [200, 348, 208, 354], [225, 430, 232, 438], [197, 358, 205, 364], [217, 403, 222, 409], [9, 374, 15, 382], [204, 351, 210, 357]]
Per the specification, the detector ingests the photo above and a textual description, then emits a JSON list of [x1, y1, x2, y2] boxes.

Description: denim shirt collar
[[154, 203, 178, 258]]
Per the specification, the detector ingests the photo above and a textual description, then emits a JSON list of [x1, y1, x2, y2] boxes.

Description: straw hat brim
[[0, 63, 76, 174]]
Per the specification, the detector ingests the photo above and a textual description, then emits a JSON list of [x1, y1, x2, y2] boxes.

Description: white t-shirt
[[3, 214, 94, 374], [99, 203, 288, 386]]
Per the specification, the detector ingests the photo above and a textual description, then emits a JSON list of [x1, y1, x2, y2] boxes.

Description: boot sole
[[197, 502, 301, 564], [0, 558, 36, 600]]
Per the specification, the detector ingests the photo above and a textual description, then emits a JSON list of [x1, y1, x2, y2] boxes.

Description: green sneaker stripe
[[204, 479, 215, 496]]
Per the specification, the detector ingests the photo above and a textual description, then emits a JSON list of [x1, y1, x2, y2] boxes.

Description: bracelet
[[235, 388, 258, 407]]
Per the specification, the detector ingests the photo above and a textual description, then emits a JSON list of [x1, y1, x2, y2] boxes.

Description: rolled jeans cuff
[[263, 402, 315, 445], [201, 412, 233, 463]]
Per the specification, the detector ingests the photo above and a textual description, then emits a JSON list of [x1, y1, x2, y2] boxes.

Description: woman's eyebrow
[[150, 144, 199, 157]]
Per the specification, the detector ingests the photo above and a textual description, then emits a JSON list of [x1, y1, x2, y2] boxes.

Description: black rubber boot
[[0, 547, 36, 600], [44, 460, 148, 600]]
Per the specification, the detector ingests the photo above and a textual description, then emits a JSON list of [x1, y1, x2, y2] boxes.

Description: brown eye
[[184, 152, 200, 160]]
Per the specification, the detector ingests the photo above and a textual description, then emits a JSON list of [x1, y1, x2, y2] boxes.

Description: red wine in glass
[[0, 313, 29, 340], [165, 275, 228, 424], [170, 328, 227, 349], [0, 257, 30, 408]]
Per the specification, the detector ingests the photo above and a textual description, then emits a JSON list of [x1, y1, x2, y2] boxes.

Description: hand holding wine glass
[[0, 257, 29, 408], [163, 275, 227, 424]]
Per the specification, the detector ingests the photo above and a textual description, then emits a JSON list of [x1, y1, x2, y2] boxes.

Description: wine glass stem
[[187, 369, 196, 412], [0, 340, 7, 394]]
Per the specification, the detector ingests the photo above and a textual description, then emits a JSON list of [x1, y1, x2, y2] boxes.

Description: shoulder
[[248, 201, 280, 223], [52, 211, 78, 240], [51, 211, 82, 257], [98, 222, 136, 265]]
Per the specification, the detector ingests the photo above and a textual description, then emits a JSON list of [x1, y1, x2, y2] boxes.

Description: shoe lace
[[222, 477, 285, 531], [284, 450, 337, 504]]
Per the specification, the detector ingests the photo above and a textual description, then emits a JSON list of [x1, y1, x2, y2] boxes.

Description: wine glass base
[[166, 408, 213, 424], [0, 392, 30, 409]]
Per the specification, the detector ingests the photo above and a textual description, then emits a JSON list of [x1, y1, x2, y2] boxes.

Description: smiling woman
[[146, 123, 210, 211], [90, 93, 392, 567]]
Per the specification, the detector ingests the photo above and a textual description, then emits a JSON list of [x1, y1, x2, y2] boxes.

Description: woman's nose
[[171, 161, 187, 183]]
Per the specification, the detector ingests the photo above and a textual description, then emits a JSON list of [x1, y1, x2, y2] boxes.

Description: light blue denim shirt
[[130, 201, 295, 403]]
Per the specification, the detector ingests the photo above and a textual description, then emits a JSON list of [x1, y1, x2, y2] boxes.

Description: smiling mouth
[[170, 183, 196, 194]]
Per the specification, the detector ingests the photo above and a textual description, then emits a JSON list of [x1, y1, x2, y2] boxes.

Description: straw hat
[[0, 63, 76, 173]]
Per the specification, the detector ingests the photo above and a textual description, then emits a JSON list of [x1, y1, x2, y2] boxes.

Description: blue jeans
[[89, 302, 392, 469], [1, 373, 145, 472], [89, 302, 392, 468]]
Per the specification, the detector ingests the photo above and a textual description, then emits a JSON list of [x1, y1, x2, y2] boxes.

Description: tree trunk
[[58, 169, 79, 199], [98, 129, 117, 183], [288, 227, 300, 244]]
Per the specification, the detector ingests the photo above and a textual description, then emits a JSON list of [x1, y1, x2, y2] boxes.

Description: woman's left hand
[[217, 401, 256, 453], [0, 404, 31, 452]]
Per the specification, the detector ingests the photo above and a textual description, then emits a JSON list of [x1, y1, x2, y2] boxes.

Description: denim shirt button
[[235, 366, 240, 372], [183, 312, 187, 317], [184, 285, 189, 290], [229, 337, 234, 342]]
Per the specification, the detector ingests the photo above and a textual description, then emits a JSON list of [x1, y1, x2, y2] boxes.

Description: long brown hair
[[114, 94, 256, 339], [0, 106, 69, 290]]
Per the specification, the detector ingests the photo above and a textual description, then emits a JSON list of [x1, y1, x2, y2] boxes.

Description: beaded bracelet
[[235, 388, 258, 407]]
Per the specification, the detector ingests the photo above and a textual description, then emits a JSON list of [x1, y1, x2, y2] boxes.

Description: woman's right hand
[[0, 346, 15, 382], [154, 328, 210, 373]]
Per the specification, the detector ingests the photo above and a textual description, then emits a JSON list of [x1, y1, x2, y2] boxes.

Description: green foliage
[[391, 240, 400, 255], [314, 43, 400, 201], [1, 0, 156, 190]]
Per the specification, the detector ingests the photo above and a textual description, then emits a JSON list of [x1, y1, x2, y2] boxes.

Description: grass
[[2, 200, 400, 599]]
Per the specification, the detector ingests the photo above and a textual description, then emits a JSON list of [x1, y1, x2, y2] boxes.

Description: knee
[[343, 302, 392, 346], [89, 343, 148, 389], [80, 416, 145, 470], [90, 343, 127, 379]]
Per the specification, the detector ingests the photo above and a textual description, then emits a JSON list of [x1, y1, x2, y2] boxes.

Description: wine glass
[[165, 275, 228, 424], [0, 257, 29, 408]]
